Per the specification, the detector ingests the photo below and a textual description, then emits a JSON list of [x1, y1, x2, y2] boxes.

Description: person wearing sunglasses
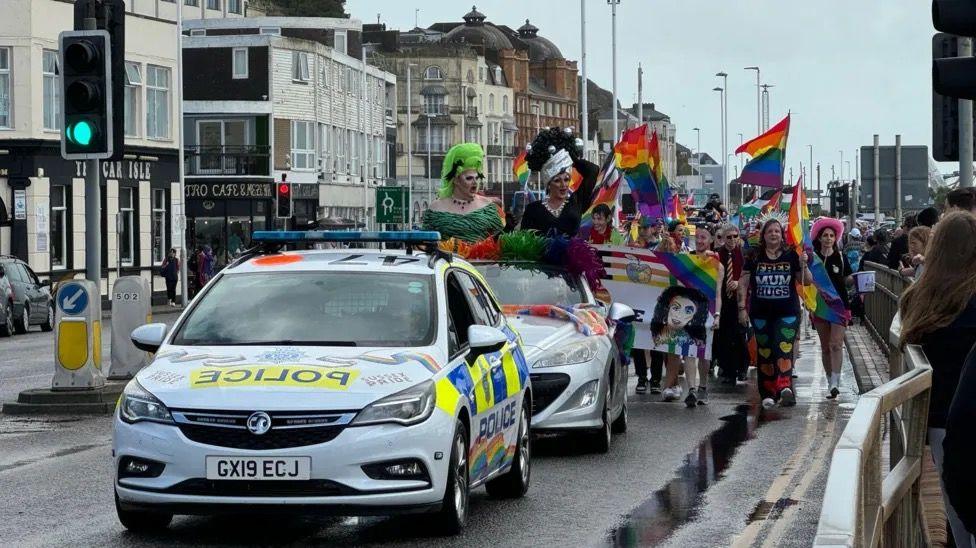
[[716, 224, 748, 384], [422, 142, 503, 243], [519, 127, 599, 237]]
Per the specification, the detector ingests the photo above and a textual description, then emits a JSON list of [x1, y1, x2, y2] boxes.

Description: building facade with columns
[[0, 0, 247, 303]]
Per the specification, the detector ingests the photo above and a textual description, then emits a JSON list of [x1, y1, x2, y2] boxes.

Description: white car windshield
[[475, 263, 586, 305], [171, 272, 436, 347]]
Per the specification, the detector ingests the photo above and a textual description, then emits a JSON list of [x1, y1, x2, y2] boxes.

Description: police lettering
[[190, 366, 357, 389], [478, 401, 518, 440]]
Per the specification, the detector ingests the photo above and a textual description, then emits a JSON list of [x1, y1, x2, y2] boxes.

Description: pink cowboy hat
[[811, 217, 845, 242]]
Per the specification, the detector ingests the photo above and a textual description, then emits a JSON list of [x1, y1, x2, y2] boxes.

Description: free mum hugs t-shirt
[[745, 249, 802, 319]]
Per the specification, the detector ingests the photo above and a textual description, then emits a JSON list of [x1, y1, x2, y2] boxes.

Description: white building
[[0, 0, 248, 303]]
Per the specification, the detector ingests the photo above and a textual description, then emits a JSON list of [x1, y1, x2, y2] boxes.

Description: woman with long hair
[[811, 218, 853, 399], [900, 211, 976, 548], [898, 225, 931, 279], [519, 128, 599, 237], [421, 143, 503, 243], [717, 223, 747, 384], [738, 218, 812, 409]]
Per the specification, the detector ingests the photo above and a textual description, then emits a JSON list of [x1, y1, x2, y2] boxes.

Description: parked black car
[[0, 256, 54, 334]]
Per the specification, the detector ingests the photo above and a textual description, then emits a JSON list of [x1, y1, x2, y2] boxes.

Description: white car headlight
[[533, 339, 599, 368], [119, 380, 173, 424], [352, 379, 436, 426]]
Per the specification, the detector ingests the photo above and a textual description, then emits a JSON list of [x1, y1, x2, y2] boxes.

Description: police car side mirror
[[609, 302, 636, 323], [468, 325, 507, 355], [131, 323, 169, 353]]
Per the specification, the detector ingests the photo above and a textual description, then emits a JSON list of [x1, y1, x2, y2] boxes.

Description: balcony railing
[[466, 106, 478, 118], [396, 143, 448, 154], [184, 145, 271, 176], [486, 144, 518, 157], [421, 104, 450, 116]]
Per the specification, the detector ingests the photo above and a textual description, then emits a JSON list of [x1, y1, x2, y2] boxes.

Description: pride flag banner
[[737, 114, 791, 188], [513, 149, 530, 188], [616, 125, 665, 221], [579, 154, 623, 239]]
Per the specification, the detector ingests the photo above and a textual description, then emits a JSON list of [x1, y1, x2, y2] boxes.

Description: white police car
[[113, 231, 532, 534]]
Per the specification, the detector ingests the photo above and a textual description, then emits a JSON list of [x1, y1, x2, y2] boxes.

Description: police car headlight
[[119, 380, 173, 425], [533, 339, 599, 368], [352, 380, 436, 426]]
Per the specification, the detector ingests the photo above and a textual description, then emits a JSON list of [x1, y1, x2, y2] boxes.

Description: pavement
[[0, 317, 857, 547]]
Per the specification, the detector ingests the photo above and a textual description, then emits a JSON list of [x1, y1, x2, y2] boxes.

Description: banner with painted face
[[595, 245, 721, 359]]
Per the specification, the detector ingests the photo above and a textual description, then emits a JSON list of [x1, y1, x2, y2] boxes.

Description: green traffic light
[[66, 120, 94, 146]]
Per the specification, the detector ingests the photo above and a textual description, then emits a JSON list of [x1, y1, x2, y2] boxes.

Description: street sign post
[[52, 280, 104, 390], [108, 276, 151, 380], [375, 187, 408, 225]]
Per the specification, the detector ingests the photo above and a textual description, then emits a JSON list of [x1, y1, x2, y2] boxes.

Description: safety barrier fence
[[860, 262, 909, 364]]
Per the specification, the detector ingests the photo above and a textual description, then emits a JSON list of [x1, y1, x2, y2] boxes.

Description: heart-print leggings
[[752, 315, 799, 400]]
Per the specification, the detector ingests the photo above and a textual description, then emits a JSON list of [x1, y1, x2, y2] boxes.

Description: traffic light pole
[[82, 15, 101, 286], [960, 37, 974, 188]]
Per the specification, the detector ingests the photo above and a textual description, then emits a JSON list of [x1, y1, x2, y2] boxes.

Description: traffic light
[[829, 184, 850, 217], [59, 30, 113, 160], [275, 179, 293, 219], [933, 1, 976, 100]]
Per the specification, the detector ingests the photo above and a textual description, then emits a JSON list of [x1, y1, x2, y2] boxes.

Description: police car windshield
[[171, 272, 436, 347], [474, 263, 586, 306]]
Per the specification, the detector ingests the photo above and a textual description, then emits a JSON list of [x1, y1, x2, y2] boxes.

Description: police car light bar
[[251, 230, 442, 244]]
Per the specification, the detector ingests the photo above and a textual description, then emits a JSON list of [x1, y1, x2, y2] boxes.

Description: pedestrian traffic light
[[275, 180, 292, 219], [933, 0, 976, 100], [836, 184, 850, 215], [59, 30, 113, 160]]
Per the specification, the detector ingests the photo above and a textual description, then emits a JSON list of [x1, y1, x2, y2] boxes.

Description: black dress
[[519, 159, 600, 237]]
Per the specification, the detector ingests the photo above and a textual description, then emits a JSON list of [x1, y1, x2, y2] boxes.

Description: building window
[[227, 0, 241, 14], [259, 27, 281, 35], [502, 95, 509, 114], [423, 65, 442, 80], [335, 126, 346, 173], [189, 29, 205, 36], [42, 50, 60, 131], [334, 30, 347, 55], [375, 138, 385, 180], [293, 52, 310, 82], [319, 123, 332, 174], [151, 188, 166, 264], [185, 0, 199, 6], [291, 120, 315, 170], [50, 185, 68, 269], [206, 0, 219, 9], [146, 65, 171, 139], [479, 67, 485, 82], [232, 48, 248, 79], [119, 187, 135, 267], [350, 129, 359, 175], [488, 94, 494, 114], [423, 94, 445, 116], [124, 62, 141, 137], [320, 59, 331, 87]]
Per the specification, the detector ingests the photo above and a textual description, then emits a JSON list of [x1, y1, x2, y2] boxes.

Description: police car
[[113, 231, 532, 534]]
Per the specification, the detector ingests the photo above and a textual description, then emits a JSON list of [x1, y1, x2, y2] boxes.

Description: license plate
[[205, 456, 311, 480]]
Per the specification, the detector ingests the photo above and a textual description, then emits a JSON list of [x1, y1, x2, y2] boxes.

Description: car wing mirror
[[467, 325, 507, 356], [131, 323, 169, 353], [609, 302, 636, 322]]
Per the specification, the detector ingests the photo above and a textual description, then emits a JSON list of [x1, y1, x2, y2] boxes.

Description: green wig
[[438, 143, 485, 199]]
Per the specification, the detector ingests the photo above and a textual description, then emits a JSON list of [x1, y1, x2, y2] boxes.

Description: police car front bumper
[[113, 409, 456, 513]]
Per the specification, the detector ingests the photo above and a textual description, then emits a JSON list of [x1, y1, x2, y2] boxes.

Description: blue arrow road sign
[[57, 283, 89, 315]]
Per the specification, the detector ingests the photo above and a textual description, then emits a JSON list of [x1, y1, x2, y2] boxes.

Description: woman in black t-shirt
[[811, 218, 853, 400], [738, 218, 812, 409]]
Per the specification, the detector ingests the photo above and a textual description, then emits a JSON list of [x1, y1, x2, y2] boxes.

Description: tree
[[256, 0, 347, 17]]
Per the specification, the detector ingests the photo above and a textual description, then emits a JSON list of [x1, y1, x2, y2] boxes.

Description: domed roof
[[444, 5, 514, 51], [517, 19, 563, 61]]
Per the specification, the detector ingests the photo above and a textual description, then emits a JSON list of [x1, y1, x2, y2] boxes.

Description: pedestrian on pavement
[[844, 227, 864, 272], [811, 218, 853, 399], [946, 187, 976, 214], [898, 226, 930, 279], [679, 227, 723, 407], [899, 210, 976, 548], [943, 344, 976, 543], [738, 218, 812, 409], [160, 248, 180, 307], [860, 233, 888, 270], [520, 128, 599, 237], [196, 247, 211, 290], [717, 223, 748, 384], [887, 214, 917, 270]]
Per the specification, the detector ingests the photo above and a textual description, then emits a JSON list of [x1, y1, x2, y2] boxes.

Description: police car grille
[[529, 373, 571, 415], [162, 478, 356, 497], [172, 410, 354, 450]]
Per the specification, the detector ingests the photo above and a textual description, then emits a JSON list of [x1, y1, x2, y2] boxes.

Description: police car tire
[[115, 493, 172, 532], [40, 304, 54, 332], [434, 420, 469, 535], [485, 401, 531, 499]]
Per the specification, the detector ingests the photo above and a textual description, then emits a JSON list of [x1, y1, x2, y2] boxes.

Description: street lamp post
[[609, 0, 620, 142], [531, 103, 541, 193], [692, 127, 701, 191], [427, 114, 433, 211], [713, 86, 725, 205], [406, 63, 417, 226], [716, 71, 728, 206], [839, 150, 844, 182], [580, 0, 588, 160], [744, 66, 760, 134]]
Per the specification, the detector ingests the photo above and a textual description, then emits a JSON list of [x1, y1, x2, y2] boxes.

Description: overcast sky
[[350, 0, 942, 182]]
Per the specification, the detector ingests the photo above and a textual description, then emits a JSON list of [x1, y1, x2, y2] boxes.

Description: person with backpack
[[160, 248, 180, 307]]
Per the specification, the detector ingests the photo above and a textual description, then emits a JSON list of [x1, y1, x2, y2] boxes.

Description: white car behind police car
[[113, 231, 532, 534]]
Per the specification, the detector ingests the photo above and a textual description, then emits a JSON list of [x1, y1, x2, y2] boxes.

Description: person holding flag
[[810, 217, 853, 399]]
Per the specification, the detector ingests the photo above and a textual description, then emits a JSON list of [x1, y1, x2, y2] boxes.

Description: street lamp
[[427, 113, 433, 211], [744, 66, 761, 134], [692, 127, 701, 190], [713, 86, 725, 204], [406, 62, 417, 226], [531, 103, 542, 193], [761, 84, 774, 130], [608, 0, 620, 142], [716, 71, 728, 205], [839, 149, 844, 182]]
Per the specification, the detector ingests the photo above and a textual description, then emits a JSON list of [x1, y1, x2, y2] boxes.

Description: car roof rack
[[231, 230, 453, 269]]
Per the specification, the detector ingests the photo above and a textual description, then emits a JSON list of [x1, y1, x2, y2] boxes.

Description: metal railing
[[814, 343, 932, 548], [861, 261, 910, 357], [184, 145, 271, 176]]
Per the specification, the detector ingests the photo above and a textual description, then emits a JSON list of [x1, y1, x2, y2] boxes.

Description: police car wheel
[[115, 493, 172, 533], [13, 302, 28, 334], [434, 420, 469, 535], [40, 304, 54, 332], [611, 394, 628, 434], [588, 383, 612, 454], [485, 401, 531, 499]]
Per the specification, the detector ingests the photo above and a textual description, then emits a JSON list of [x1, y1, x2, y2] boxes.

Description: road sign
[[375, 187, 408, 224], [57, 282, 90, 316]]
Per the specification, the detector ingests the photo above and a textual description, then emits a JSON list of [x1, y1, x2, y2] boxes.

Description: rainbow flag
[[787, 177, 851, 325], [649, 131, 673, 216], [670, 194, 686, 223], [737, 114, 790, 188], [654, 252, 721, 309], [513, 149, 530, 188], [616, 125, 665, 220], [579, 154, 623, 239]]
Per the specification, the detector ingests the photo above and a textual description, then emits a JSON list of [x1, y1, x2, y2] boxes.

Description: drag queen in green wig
[[421, 142, 503, 243]]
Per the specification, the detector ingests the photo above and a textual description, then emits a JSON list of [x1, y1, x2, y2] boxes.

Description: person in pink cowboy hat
[[810, 216, 853, 399]]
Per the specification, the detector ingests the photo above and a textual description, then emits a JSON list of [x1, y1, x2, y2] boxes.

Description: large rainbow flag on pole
[[649, 131, 673, 218], [736, 114, 791, 188], [578, 153, 623, 239], [512, 149, 530, 189], [616, 125, 665, 220], [786, 176, 851, 325]]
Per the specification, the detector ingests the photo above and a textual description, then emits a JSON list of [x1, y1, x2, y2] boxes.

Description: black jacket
[[887, 234, 909, 270], [943, 341, 976, 536], [519, 159, 599, 237], [919, 296, 976, 429]]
